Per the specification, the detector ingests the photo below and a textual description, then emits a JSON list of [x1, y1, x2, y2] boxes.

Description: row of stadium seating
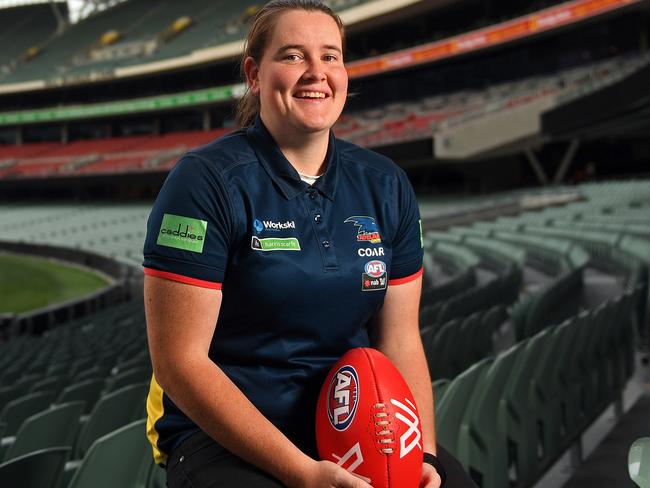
[[0, 3, 60, 75], [419, 179, 649, 486], [0, 179, 647, 486], [1, 53, 645, 181], [0, 301, 158, 486], [0, 129, 227, 179], [0, 0, 370, 84]]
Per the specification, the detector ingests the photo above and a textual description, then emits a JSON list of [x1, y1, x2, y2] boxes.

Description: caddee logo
[[157, 213, 207, 253]]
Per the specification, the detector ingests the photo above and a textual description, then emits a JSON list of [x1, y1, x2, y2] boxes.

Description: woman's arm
[[370, 276, 442, 487], [145, 275, 371, 488]]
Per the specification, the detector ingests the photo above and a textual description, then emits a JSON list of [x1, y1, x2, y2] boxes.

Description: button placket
[[304, 189, 338, 270]]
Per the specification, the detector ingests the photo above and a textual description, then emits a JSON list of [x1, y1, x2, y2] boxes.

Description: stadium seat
[[27, 375, 69, 397], [0, 390, 57, 436], [435, 357, 493, 456], [432, 378, 450, 405], [56, 378, 106, 415], [67, 419, 149, 488], [104, 366, 152, 394], [3, 401, 85, 462], [73, 382, 148, 459], [426, 318, 462, 380], [499, 328, 551, 487], [457, 342, 524, 488], [629, 438, 650, 488], [0, 446, 70, 488]]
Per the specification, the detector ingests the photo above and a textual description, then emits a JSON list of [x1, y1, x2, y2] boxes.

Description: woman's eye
[[323, 54, 337, 62], [285, 54, 301, 61]]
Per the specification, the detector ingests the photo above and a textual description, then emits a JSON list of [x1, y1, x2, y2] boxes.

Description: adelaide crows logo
[[344, 216, 381, 244]]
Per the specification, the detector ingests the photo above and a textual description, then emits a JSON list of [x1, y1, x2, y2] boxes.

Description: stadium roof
[[0, 0, 64, 8]]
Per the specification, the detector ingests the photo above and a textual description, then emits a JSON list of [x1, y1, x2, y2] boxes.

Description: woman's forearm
[[378, 339, 437, 455], [155, 355, 314, 487]]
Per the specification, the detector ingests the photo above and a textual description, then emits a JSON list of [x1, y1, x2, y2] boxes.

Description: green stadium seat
[[499, 328, 551, 487], [457, 312, 482, 372], [530, 321, 573, 467], [73, 382, 148, 459], [104, 366, 152, 394], [629, 437, 650, 488], [0, 446, 70, 488], [0, 390, 57, 436], [457, 342, 524, 488], [435, 357, 493, 457], [427, 318, 462, 380], [3, 401, 85, 462], [27, 375, 69, 397], [432, 379, 450, 406], [56, 378, 105, 415], [67, 419, 148, 488]]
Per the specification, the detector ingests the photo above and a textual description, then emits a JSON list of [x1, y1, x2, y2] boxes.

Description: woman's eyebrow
[[276, 44, 341, 54]]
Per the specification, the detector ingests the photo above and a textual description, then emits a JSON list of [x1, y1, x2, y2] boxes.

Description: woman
[[144, 1, 467, 487]]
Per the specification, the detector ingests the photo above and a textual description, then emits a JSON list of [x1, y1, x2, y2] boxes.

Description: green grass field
[[0, 252, 110, 314]]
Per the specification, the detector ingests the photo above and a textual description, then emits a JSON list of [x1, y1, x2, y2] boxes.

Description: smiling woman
[[0, 252, 109, 313], [141, 2, 459, 488]]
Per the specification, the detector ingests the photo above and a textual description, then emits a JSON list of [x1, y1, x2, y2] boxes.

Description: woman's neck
[[263, 118, 330, 176]]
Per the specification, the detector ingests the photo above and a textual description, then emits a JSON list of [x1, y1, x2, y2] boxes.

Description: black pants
[[166, 430, 478, 488]]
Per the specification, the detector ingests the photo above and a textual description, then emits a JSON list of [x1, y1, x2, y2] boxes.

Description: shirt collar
[[246, 116, 338, 201]]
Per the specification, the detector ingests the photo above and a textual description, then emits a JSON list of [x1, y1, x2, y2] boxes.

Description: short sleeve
[[142, 154, 234, 289], [388, 169, 424, 285]]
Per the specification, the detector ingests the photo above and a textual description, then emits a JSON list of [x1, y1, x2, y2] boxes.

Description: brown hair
[[235, 0, 345, 127]]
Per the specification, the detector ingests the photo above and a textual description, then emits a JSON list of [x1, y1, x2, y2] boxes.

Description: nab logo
[[328, 366, 359, 431], [364, 260, 386, 278]]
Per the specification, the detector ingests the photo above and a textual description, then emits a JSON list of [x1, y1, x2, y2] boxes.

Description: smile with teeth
[[295, 91, 328, 99]]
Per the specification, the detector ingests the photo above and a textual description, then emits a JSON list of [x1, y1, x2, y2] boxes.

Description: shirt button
[[314, 214, 322, 223], [308, 190, 317, 199], [322, 240, 331, 248]]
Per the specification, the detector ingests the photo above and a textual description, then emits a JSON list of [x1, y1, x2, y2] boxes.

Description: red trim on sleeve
[[143, 267, 222, 290], [388, 267, 424, 286]]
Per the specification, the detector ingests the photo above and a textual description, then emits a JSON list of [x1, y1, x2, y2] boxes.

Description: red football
[[316, 348, 423, 488]]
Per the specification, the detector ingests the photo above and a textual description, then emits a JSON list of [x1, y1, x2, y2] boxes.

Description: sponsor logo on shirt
[[251, 236, 301, 251], [358, 247, 385, 257], [419, 219, 423, 249], [362, 260, 387, 291], [157, 213, 207, 253], [344, 216, 381, 244], [254, 218, 296, 233]]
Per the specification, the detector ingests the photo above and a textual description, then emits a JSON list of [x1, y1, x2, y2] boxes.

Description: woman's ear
[[243, 57, 260, 96]]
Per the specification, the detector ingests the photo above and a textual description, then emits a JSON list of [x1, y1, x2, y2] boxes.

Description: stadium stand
[[0, 0, 649, 486], [0, 3, 63, 77], [0, 53, 645, 181], [0, 178, 647, 487]]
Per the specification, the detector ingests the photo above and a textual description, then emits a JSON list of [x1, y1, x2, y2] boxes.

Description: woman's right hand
[[297, 460, 374, 488]]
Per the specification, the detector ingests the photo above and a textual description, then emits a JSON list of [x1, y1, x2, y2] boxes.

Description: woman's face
[[245, 10, 348, 139]]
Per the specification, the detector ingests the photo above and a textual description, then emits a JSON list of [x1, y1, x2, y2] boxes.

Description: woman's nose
[[302, 59, 326, 82]]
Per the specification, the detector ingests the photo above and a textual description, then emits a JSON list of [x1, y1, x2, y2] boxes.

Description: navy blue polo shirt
[[143, 117, 423, 464]]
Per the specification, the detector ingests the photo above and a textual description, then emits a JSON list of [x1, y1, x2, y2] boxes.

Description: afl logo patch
[[328, 365, 359, 431], [364, 260, 386, 278]]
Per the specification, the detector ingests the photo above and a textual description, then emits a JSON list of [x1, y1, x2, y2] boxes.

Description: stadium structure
[[0, 0, 649, 486]]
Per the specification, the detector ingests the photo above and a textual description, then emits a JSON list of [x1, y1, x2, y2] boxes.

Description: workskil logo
[[253, 218, 296, 233], [344, 216, 381, 244], [157, 214, 207, 253]]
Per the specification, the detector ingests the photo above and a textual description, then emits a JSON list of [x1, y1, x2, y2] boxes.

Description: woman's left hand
[[420, 462, 442, 488]]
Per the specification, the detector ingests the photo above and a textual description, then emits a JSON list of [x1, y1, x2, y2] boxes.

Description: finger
[[345, 472, 373, 488]]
